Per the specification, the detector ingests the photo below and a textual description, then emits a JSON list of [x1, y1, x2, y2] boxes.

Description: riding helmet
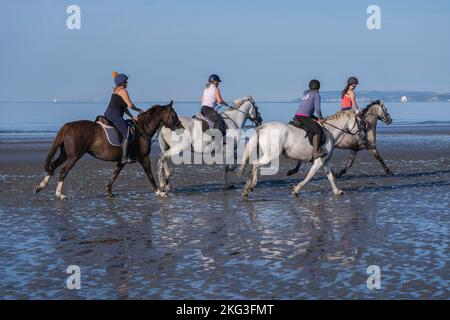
[[208, 74, 222, 83], [112, 71, 129, 86], [347, 76, 359, 85], [309, 79, 320, 90]]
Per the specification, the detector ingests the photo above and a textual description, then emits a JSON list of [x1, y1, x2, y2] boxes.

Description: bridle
[[378, 102, 392, 124], [218, 97, 262, 128], [134, 107, 182, 144]]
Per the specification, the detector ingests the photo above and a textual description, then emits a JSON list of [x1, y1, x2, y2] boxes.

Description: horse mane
[[325, 110, 350, 121], [232, 98, 245, 108], [136, 104, 167, 126], [143, 104, 166, 117], [362, 100, 382, 116]]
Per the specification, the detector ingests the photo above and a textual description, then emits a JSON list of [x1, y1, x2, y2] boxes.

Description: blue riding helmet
[[208, 74, 221, 83], [114, 73, 129, 86]]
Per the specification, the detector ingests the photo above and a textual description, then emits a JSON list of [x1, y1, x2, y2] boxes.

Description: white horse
[[239, 110, 363, 198], [158, 96, 263, 194]]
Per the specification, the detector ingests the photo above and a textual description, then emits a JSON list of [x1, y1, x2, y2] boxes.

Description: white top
[[201, 85, 217, 108]]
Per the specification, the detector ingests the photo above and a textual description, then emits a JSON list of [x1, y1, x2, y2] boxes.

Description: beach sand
[[0, 126, 449, 299]]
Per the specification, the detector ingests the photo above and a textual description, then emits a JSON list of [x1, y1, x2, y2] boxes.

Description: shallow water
[[0, 133, 449, 299]]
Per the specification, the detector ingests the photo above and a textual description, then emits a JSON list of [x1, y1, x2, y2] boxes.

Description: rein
[[321, 114, 361, 136], [217, 98, 260, 128]]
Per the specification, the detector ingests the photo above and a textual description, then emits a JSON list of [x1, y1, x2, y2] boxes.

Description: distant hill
[[292, 91, 450, 103]]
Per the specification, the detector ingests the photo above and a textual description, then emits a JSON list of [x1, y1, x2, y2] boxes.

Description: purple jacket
[[295, 90, 323, 119]]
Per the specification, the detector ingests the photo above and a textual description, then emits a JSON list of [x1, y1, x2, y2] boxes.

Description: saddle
[[95, 116, 136, 147], [289, 117, 326, 146], [192, 113, 228, 135]]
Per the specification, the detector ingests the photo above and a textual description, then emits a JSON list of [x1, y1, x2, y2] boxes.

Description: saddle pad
[[193, 112, 215, 130], [96, 120, 135, 146], [289, 119, 326, 146]]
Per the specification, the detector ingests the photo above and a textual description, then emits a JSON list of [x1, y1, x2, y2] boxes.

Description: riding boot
[[312, 135, 327, 160], [121, 139, 129, 164]]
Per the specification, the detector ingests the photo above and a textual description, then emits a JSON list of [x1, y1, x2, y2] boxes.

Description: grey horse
[[287, 100, 394, 178], [239, 109, 364, 198]]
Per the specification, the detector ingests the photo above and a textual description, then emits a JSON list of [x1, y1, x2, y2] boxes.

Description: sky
[[0, 0, 449, 101]]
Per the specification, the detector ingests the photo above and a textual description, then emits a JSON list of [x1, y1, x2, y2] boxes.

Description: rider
[[341, 76, 360, 113], [105, 71, 144, 163], [341, 76, 368, 130], [294, 79, 327, 160], [201, 74, 229, 134]]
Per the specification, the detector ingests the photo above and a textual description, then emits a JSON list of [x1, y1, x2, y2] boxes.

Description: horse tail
[[44, 124, 67, 175], [239, 127, 260, 177]]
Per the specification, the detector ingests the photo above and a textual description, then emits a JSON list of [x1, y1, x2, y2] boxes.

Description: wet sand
[[0, 126, 449, 299]]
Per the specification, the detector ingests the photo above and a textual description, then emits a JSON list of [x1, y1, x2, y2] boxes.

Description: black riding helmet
[[347, 76, 359, 85], [309, 79, 320, 90], [208, 74, 222, 83]]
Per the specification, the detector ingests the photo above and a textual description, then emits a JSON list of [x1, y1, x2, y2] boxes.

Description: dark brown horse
[[34, 101, 183, 200]]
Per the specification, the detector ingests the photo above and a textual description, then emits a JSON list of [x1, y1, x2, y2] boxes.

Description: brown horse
[[34, 101, 183, 200]]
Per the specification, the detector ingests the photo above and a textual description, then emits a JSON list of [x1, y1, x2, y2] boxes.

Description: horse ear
[[169, 100, 173, 107]]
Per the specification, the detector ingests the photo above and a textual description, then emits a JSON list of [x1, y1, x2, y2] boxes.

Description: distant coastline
[[1, 91, 450, 104], [292, 91, 450, 103]]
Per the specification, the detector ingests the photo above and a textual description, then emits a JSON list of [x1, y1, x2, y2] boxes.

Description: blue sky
[[0, 0, 449, 101]]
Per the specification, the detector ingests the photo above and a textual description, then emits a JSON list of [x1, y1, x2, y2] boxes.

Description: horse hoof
[[165, 184, 172, 192], [292, 191, 299, 197], [156, 190, 168, 197], [33, 186, 41, 194], [335, 190, 344, 196], [56, 194, 66, 201], [107, 191, 114, 198]]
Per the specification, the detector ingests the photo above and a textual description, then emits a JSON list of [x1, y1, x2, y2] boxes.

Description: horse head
[[139, 101, 184, 133], [364, 100, 392, 125], [160, 100, 184, 130], [377, 101, 392, 125], [246, 96, 263, 126]]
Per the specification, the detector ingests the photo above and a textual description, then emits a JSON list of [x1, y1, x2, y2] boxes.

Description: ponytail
[[341, 84, 350, 98]]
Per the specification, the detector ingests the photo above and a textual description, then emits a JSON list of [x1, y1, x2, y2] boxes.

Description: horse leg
[[336, 150, 358, 177], [34, 146, 67, 193], [323, 162, 344, 195], [242, 153, 272, 198], [157, 156, 169, 191], [224, 147, 239, 187], [287, 160, 302, 176], [158, 144, 184, 192], [368, 148, 394, 176], [224, 165, 230, 187], [292, 158, 323, 197], [55, 156, 81, 200], [161, 159, 172, 191], [106, 162, 125, 197], [243, 165, 258, 198], [139, 156, 165, 197]]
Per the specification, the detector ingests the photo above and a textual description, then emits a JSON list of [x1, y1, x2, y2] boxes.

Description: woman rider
[[105, 71, 144, 163], [200, 74, 229, 134], [294, 79, 327, 160], [341, 76, 360, 113], [341, 76, 368, 129]]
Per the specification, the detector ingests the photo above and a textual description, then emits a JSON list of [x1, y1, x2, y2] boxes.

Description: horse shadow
[[170, 169, 450, 195]]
